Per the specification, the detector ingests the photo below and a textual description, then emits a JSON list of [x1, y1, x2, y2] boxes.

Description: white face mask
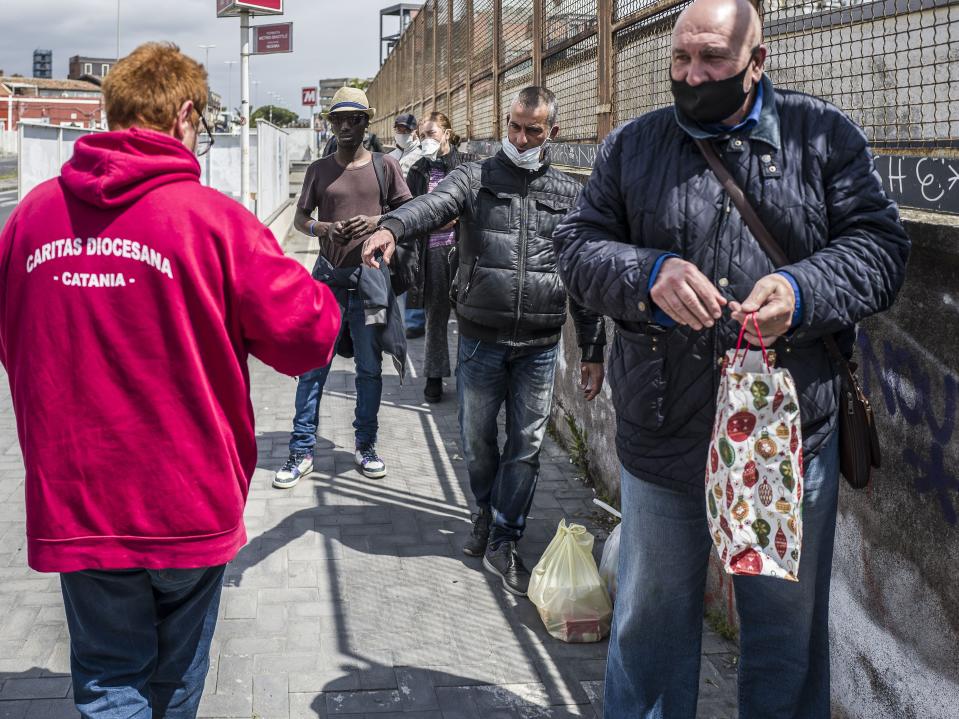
[[420, 138, 441, 160], [502, 135, 546, 170], [394, 132, 412, 150]]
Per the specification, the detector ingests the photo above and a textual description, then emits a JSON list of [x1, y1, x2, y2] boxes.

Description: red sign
[[302, 87, 317, 106], [217, 0, 283, 17], [252, 23, 293, 54]]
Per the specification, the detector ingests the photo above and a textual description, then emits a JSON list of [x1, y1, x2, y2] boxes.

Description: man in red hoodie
[[0, 43, 340, 718]]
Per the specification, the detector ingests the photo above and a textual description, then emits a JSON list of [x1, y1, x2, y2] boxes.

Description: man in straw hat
[[275, 87, 412, 489]]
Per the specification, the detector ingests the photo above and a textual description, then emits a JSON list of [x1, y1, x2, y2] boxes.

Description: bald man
[[553, 0, 909, 716]]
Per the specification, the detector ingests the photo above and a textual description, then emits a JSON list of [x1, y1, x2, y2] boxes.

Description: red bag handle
[[732, 313, 770, 370]]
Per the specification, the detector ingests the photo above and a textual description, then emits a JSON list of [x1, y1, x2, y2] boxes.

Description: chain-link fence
[[367, 0, 958, 155], [366, 0, 958, 212]]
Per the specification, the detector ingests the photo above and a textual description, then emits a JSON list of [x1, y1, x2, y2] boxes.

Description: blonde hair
[[103, 42, 207, 131]]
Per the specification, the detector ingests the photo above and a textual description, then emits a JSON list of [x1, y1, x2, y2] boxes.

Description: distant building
[[1, 77, 104, 130], [68, 56, 117, 84], [33, 50, 53, 79]]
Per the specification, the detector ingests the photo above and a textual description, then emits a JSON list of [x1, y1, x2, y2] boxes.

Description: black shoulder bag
[[695, 138, 881, 489]]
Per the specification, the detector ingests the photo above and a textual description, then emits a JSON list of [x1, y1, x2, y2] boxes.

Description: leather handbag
[[694, 138, 881, 489]]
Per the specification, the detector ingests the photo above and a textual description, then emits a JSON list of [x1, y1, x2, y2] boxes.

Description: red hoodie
[[0, 128, 340, 572]]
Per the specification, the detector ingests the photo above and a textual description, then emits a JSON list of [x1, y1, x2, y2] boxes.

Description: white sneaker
[[272, 451, 314, 489], [354, 445, 386, 479]]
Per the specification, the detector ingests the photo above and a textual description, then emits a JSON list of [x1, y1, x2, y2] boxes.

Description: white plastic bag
[[528, 519, 613, 643], [598, 523, 621, 603]]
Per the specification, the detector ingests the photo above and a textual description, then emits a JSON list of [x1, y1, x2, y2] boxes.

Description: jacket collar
[[494, 149, 551, 179], [673, 74, 781, 151]]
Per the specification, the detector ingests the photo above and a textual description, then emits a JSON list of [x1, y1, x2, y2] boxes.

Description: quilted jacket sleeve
[[779, 114, 910, 343], [379, 164, 473, 247], [552, 127, 674, 322], [569, 297, 607, 362]]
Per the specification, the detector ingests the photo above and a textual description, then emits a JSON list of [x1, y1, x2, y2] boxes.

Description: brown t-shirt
[[297, 154, 412, 267]]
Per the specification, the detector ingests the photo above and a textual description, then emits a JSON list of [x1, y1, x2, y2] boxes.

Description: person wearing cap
[[389, 112, 424, 176], [388, 112, 427, 338], [275, 87, 412, 489]]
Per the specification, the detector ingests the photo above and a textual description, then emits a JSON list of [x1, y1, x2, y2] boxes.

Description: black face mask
[[670, 57, 756, 125]]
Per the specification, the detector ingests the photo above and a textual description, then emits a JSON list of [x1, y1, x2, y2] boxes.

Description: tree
[[251, 105, 299, 128], [346, 78, 371, 92]]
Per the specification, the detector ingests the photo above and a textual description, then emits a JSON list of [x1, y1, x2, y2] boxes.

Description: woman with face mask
[[404, 112, 463, 403]]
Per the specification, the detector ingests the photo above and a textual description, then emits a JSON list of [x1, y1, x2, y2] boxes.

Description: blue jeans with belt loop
[[604, 429, 840, 719]]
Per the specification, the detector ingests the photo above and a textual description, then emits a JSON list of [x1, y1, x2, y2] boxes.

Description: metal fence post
[[492, 0, 502, 139], [432, 0, 439, 112], [447, 0, 454, 116], [466, 0, 473, 141], [532, 0, 543, 88], [597, 0, 614, 141]]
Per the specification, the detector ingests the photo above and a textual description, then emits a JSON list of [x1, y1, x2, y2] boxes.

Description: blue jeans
[[604, 430, 840, 719], [456, 336, 558, 545], [60, 565, 226, 719], [290, 293, 383, 453]]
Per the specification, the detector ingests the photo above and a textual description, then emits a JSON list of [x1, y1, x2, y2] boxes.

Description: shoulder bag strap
[[370, 152, 389, 214], [693, 137, 846, 366]]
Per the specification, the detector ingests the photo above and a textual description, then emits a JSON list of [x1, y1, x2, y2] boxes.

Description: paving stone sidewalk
[[0, 229, 739, 718]]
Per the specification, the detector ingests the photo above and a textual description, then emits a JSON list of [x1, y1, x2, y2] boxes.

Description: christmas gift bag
[[529, 519, 613, 643], [705, 316, 804, 582]]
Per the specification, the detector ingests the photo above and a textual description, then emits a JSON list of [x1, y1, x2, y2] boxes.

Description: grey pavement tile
[[22, 698, 79, 719], [0, 676, 71, 700]]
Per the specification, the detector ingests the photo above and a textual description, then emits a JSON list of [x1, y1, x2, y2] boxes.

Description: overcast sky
[[1, 0, 402, 117]]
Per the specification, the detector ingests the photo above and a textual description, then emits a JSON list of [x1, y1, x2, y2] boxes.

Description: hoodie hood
[[61, 127, 201, 209]]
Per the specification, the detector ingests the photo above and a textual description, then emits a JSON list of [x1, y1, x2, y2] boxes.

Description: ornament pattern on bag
[[705, 349, 804, 582]]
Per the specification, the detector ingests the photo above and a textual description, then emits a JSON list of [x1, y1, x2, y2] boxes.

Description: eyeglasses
[[196, 114, 215, 157], [330, 112, 367, 128]]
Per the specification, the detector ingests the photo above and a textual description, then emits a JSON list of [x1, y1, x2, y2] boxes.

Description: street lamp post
[[198, 44, 216, 122], [239, 10, 251, 211], [224, 60, 237, 124]]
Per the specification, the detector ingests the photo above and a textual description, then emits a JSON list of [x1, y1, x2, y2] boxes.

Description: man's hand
[[362, 228, 397, 269], [729, 273, 796, 345], [580, 362, 605, 402], [649, 258, 727, 330], [339, 214, 379, 240]]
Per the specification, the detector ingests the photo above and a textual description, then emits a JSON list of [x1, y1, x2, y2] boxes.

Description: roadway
[[0, 156, 17, 230]]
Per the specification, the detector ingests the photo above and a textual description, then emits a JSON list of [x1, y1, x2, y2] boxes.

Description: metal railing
[[367, 0, 959, 155]]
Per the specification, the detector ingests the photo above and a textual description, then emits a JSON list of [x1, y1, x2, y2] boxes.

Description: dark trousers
[[60, 565, 226, 719], [456, 336, 558, 545]]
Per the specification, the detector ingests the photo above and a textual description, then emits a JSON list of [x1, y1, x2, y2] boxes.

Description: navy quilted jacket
[[552, 76, 910, 491]]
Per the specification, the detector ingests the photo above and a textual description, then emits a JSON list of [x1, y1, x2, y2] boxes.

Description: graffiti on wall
[[858, 329, 959, 525]]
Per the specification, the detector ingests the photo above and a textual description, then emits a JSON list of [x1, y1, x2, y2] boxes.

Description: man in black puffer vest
[[553, 0, 910, 716], [363, 87, 607, 597]]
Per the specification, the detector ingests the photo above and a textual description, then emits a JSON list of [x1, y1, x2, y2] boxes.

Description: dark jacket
[[311, 256, 407, 380], [552, 75, 910, 490], [380, 150, 606, 361], [405, 148, 464, 302]]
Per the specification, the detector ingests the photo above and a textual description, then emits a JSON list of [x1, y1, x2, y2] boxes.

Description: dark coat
[[552, 76, 910, 490], [404, 148, 464, 305], [381, 151, 606, 360]]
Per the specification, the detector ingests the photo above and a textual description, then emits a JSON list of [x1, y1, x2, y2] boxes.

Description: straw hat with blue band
[[324, 87, 376, 119]]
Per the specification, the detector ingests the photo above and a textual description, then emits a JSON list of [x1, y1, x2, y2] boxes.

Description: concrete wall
[[285, 127, 317, 163], [548, 209, 959, 718]]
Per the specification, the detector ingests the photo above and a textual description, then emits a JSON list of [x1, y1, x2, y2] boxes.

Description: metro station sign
[[302, 87, 317, 106], [252, 23, 293, 54], [217, 0, 283, 17]]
